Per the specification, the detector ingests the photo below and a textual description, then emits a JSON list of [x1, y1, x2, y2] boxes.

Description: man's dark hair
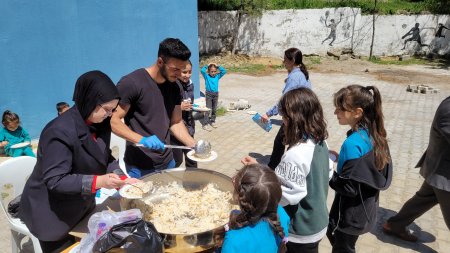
[[56, 102, 70, 113], [158, 38, 191, 62]]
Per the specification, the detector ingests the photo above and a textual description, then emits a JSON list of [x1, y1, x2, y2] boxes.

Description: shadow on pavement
[[248, 152, 271, 165], [372, 207, 437, 253]]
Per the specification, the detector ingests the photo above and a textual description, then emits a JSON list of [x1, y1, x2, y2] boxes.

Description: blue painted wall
[[0, 0, 200, 139]]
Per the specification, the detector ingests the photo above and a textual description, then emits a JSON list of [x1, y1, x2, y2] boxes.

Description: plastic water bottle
[[252, 113, 272, 132]]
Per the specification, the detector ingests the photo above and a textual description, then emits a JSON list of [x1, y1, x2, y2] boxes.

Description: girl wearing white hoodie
[[242, 88, 333, 253]]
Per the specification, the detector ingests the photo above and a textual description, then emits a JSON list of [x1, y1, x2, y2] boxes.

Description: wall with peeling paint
[[198, 8, 450, 57]]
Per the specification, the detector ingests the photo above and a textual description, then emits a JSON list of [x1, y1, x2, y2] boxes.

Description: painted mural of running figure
[[322, 11, 344, 46], [435, 23, 449, 38], [402, 23, 428, 49]]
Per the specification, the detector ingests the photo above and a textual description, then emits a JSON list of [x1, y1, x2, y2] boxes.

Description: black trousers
[[327, 229, 359, 253], [205, 91, 219, 123], [387, 180, 450, 230], [39, 235, 76, 253], [286, 240, 320, 253], [268, 124, 286, 169], [171, 135, 198, 168]]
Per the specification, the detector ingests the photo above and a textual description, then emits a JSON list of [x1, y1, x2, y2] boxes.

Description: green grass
[[305, 56, 321, 69], [216, 106, 228, 117], [267, 0, 427, 15], [225, 63, 283, 75], [367, 56, 431, 65], [222, 56, 320, 75], [199, 0, 450, 15]]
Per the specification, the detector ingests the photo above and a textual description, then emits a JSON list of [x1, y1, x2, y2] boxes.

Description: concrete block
[[338, 55, 349, 61], [406, 85, 417, 92], [327, 51, 340, 58], [342, 48, 353, 54], [399, 55, 411, 61], [419, 87, 428, 94]]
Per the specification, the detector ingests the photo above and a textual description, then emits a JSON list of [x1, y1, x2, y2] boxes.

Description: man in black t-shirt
[[111, 38, 196, 178]]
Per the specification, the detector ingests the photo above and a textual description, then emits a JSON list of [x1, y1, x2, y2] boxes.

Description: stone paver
[[1, 66, 449, 252], [192, 68, 449, 253]]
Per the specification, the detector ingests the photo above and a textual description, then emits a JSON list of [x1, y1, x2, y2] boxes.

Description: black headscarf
[[72, 70, 119, 120]]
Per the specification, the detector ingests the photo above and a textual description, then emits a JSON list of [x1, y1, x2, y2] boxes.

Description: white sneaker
[[202, 125, 212, 131], [210, 122, 218, 128]]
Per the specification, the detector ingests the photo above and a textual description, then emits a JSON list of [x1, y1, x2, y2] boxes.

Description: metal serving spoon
[[135, 144, 192, 150]]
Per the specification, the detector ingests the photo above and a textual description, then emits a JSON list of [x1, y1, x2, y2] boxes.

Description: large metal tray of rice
[[119, 168, 237, 253]]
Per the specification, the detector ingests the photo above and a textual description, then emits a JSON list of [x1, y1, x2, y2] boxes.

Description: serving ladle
[[193, 140, 212, 159], [135, 140, 212, 158]]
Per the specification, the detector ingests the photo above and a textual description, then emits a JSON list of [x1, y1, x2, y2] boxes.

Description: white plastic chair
[[0, 156, 42, 253], [110, 133, 129, 177]]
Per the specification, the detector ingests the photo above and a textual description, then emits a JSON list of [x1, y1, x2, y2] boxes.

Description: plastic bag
[[78, 209, 142, 253], [92, 218, 164, 253]]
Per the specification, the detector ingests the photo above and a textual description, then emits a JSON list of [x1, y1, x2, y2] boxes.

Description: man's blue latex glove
[[138, 135, 165, 151]]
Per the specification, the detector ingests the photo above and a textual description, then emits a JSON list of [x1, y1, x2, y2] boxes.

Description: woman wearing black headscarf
[[20, 71, 138, 252]]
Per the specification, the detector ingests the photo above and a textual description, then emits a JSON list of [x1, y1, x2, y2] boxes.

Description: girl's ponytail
[[293, 49, 309, 81], [365, 86, 389, 170], [266, 213, 287, 253], [299, 63, 309, 81]]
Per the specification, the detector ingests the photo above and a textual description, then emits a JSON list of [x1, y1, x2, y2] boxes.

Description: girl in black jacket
[[327, 85, 392, 253]]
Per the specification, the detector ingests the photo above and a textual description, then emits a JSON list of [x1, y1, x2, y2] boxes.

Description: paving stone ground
[[1, 64, 449, 252]]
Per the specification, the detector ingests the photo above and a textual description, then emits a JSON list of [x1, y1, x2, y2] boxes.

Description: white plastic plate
[[118, 184, 144, 199], [193, 107, 211, 112], [10, 142, 30, 149], [186, 150, 218, 162]]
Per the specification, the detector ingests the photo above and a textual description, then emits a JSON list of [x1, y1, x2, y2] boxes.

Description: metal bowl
[[120, 168, 234, 253]]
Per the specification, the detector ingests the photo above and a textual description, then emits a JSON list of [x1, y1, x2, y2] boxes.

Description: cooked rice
[[130, 182, 236, 234]]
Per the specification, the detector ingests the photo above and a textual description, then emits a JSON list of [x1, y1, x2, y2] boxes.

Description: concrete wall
[[198, 8, 450, 57], [1, 0, 199, 138]]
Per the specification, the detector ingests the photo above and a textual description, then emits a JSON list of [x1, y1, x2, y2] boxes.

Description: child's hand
[[260, 114, 270, 123], [241, 156, 258, 165], [0, 141, 8, 147], [329, 150, 339, 163], [180, 101, 193, 111]]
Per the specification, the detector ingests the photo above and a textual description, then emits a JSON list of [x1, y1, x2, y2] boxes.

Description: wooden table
[[61, 242, 80, 253]]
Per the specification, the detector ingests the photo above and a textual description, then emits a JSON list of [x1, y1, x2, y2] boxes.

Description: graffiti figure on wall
[[402, 23, 428, 49], [435, 23, 449, 38], [321, 11, 344, 46]]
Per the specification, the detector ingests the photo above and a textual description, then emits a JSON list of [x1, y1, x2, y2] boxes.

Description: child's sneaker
[[210, 122, 218, 128]]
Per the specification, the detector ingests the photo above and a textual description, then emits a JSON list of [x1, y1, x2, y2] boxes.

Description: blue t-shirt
[[337, 128, 373, 174], [221, 205, 289, 253], [201, 65, 227, 93]]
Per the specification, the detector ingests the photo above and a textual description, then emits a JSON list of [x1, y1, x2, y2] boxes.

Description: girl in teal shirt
[[222, 164, 289, 253], [0, 110, 35, 157]]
